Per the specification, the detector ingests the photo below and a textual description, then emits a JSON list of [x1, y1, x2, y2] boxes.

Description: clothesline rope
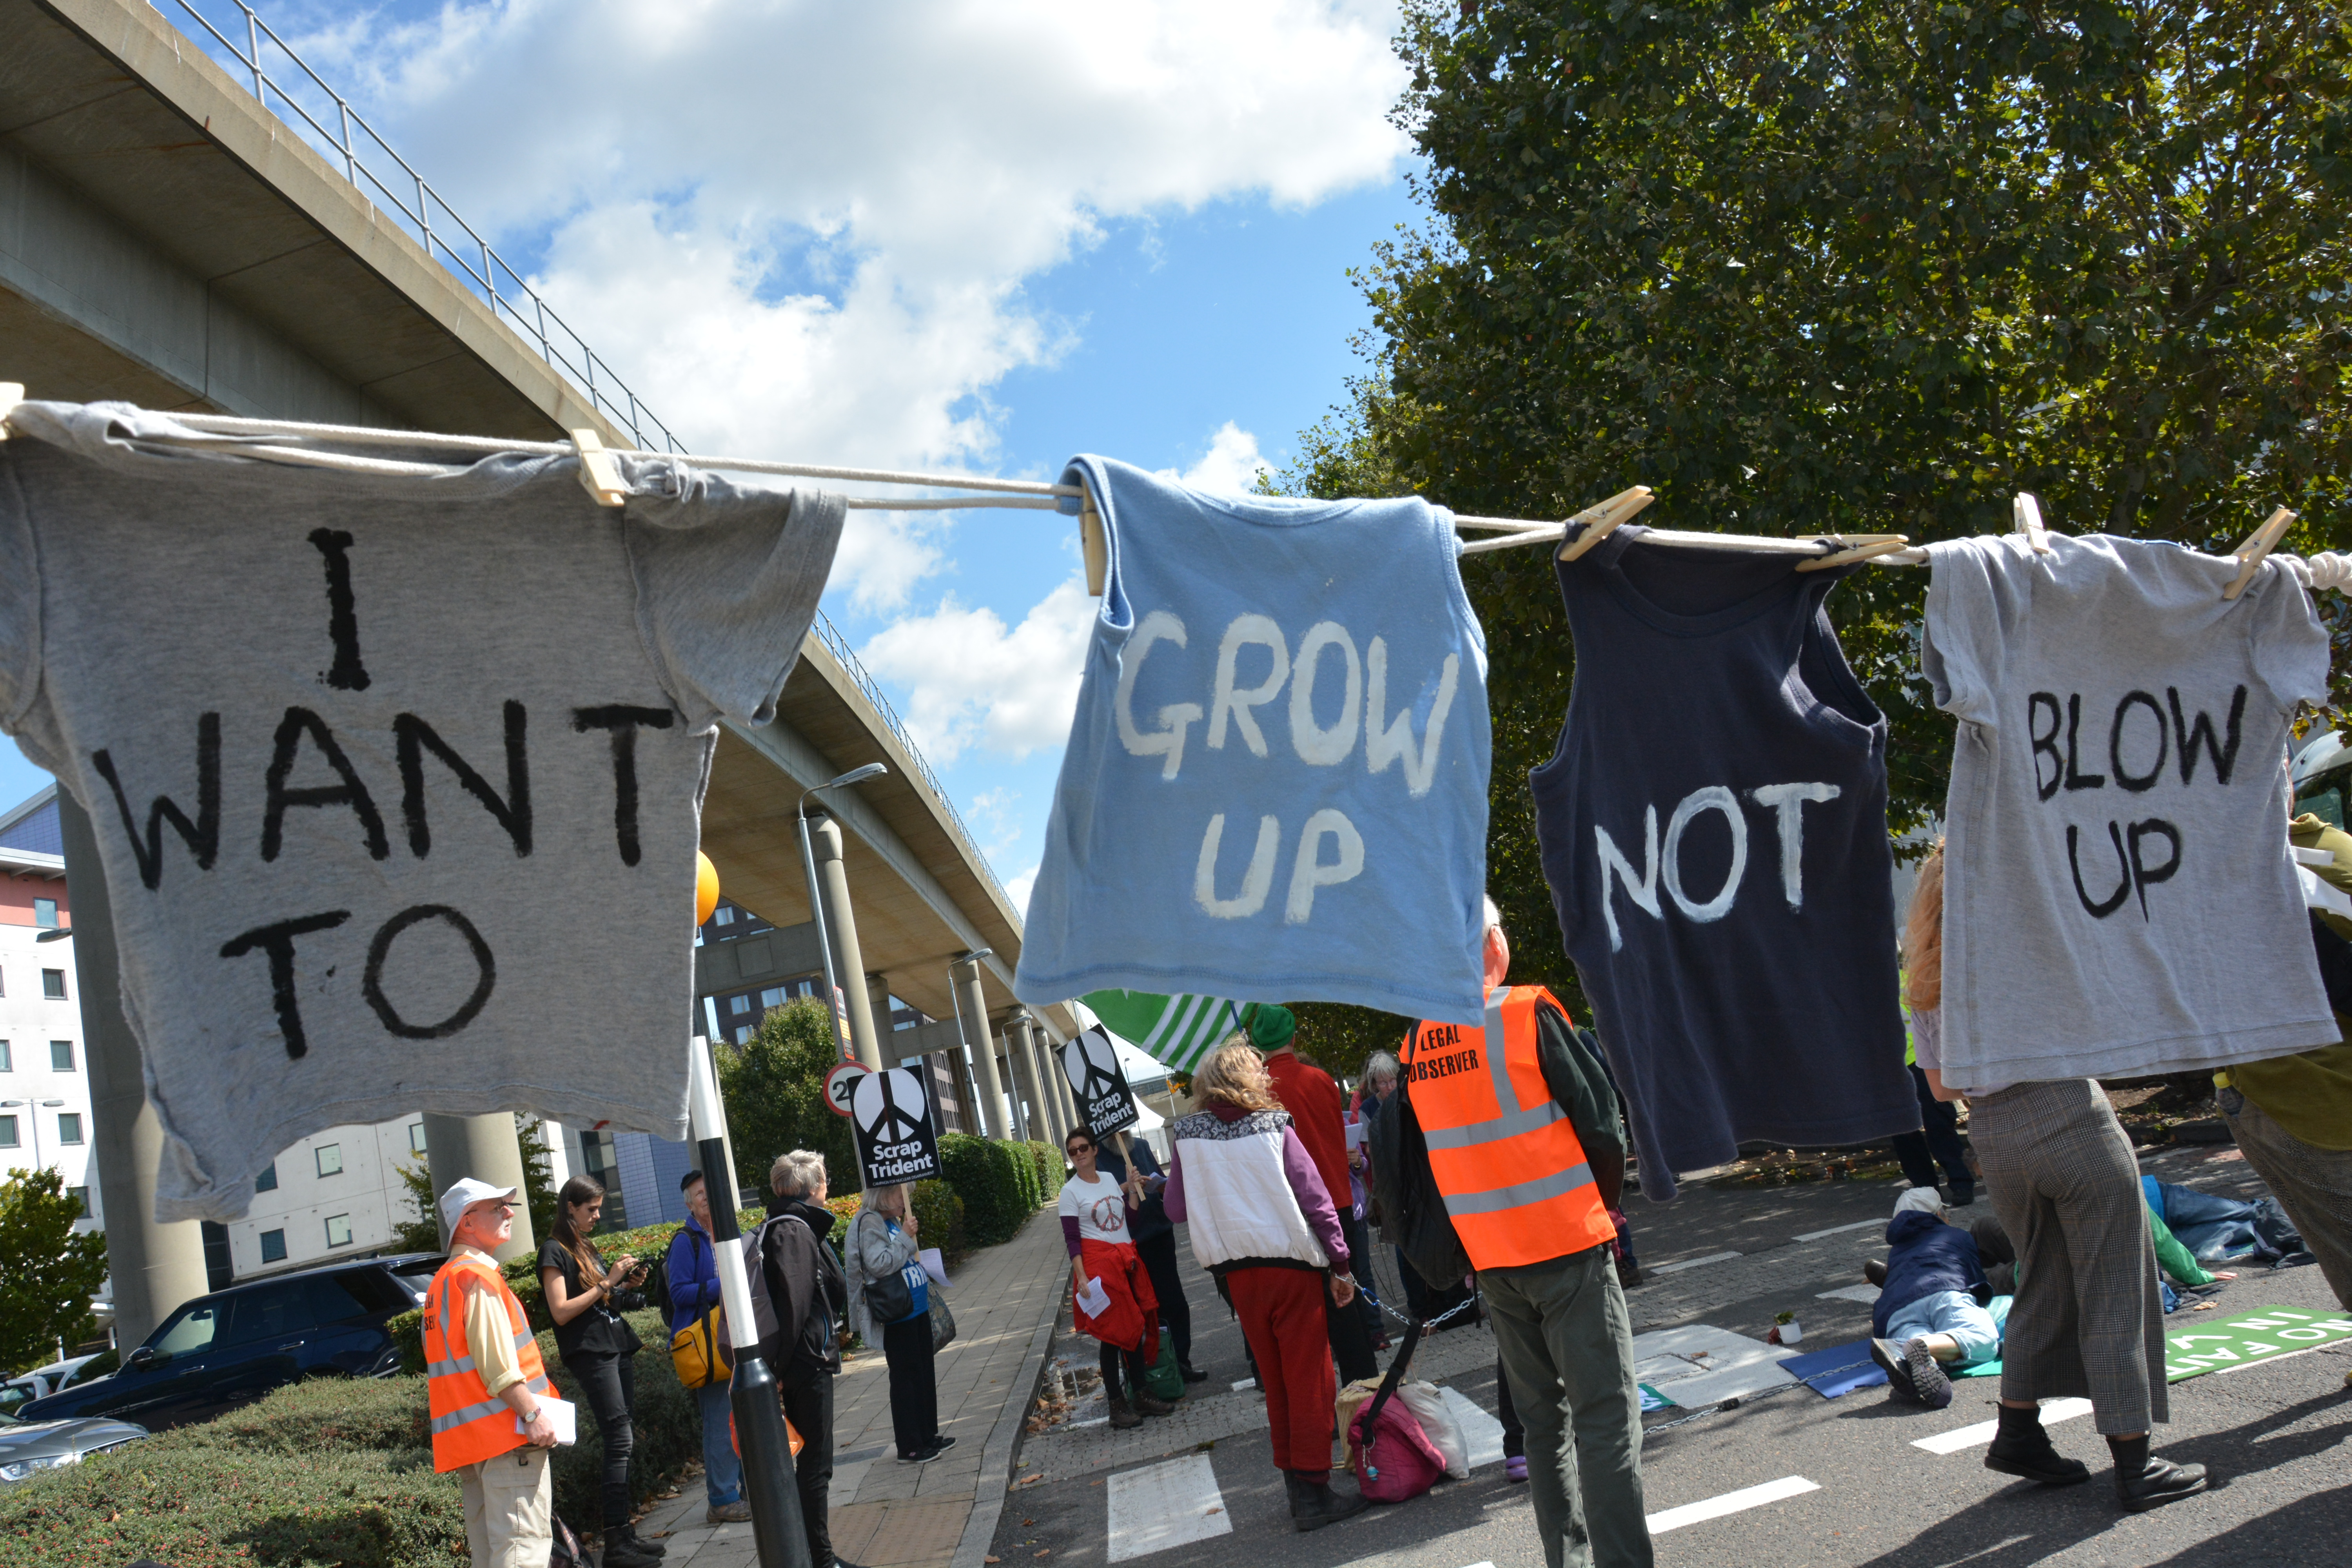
[[0, 392, 2324, 588]]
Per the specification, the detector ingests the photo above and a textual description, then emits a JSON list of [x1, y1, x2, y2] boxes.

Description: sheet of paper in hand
[[0, 402, 844, 1221], [1017, 457, 1492, 1026]]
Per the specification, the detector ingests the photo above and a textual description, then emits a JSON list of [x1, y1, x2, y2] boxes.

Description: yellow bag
[[670, 1306, 731, 1390]]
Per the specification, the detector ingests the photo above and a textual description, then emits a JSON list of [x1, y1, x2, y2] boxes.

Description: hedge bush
[[937, 1134, 1045, 1246], [0, 1308, 700, 1566], [1025, 1140, 1061, 1201]]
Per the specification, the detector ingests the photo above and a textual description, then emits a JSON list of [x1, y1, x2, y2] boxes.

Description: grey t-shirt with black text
[[0, 403, 844, 1222], [1922, 532, 2332, 1086]]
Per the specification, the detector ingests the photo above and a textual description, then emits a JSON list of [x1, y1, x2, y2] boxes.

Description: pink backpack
[[1348, 1391, 1447, 1503]]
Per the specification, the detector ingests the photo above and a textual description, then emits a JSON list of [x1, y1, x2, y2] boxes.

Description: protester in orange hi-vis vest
[[1396, 897, 1651, 1568], [426, 1178, 562, 1568]]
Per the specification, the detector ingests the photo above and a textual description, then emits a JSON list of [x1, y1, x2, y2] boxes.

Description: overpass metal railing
[[156, 0, 683, 455], [809, 611, 1013, 911]]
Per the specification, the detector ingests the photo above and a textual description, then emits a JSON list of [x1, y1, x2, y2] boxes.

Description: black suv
[[22, 1253, 443, 1431]]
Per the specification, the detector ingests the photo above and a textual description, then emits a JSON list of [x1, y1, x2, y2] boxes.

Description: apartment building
[[0, 787, 98, 1234]]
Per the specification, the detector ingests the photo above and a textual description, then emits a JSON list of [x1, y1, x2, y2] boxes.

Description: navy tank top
[[1528, 527, 1917, 1200]]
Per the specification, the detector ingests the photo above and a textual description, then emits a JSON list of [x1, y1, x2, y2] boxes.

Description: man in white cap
[[425, 1177, 561, 1566]]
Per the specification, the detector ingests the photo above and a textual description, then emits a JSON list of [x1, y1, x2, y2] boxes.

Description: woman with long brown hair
[[538, 1174, 660, 1564], [1163, 1040, 1365, 1533]]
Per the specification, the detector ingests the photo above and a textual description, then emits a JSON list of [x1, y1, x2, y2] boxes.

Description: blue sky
[[7, 0, 1424, 911]]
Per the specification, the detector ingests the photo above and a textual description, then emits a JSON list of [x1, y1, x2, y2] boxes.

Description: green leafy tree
[[714, 998, 859, 1201], [1277, 0, 2352, 999], [390, 1156, 441, 1254], [0, 1170, 110, 1374], [1287, 1002, 1414, 1083], [388, 1113, 560, 1254]]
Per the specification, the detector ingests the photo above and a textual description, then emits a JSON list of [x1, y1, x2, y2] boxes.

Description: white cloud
[[1002, 863, 1042, 918], [1165, 422, 1274, 495], [856, 577, 1098, 764], [293, 1, 1408, 603]]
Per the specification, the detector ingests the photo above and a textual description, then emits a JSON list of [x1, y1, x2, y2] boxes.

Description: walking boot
[[1289, 1471, 1367, 1533], [1984, 1404, 2090, 1486], [1179, 1362, 1209, 1384], [603, 1532, 664, 1568], [1903, 1338, 1953, 1410], [2109, 1435, 2208, 1512], [1132, 1390, 1177, 1417], [621, 1525, 668, 1557], [1282, 1470, 1310, 1521], [1107, 1396, 1143, 1430], [1870, 1338, 1918, 1401]]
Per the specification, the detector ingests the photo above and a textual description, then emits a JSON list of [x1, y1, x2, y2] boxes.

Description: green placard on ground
[[2162, 1306, 2352, 1383]]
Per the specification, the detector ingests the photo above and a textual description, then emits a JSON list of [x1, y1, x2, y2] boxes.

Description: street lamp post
[[0, 1098, 67, 1171], [794, 764, 887, 1061]]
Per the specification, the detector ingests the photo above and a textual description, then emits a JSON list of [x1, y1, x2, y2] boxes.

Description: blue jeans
[[697, 1379, 742, 1506], [2149, 1180, 2263, 1261], [1885, 1289, 2002, 1367]]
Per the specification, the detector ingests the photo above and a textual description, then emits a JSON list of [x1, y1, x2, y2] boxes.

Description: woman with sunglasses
[[1060, 1129, 1172, 1429]]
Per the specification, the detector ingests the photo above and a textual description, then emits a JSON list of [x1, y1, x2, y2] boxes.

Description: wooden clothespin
[[1794, 535, 1912, 573], [1556, 486, 1657, 561], [570, 428, 627, 508], [2223, 506, 2297, 601], [1080, 490, 1109, 596], [0, 383, 23, 439], [2011, 493, 2052, 554]]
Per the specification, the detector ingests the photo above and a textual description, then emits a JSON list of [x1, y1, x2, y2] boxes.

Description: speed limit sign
[[823, 1060, 869, 1119]]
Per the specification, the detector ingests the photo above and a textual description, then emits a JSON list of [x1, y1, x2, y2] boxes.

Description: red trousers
[[1227, 1266, 1335, 1478]]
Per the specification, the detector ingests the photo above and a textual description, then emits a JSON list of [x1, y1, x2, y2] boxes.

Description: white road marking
[[1794, 1219, 1881, 1243], [1440, 1385, 1508, 1469], [1107, 1454, 1231, 1562], [1231, 1378, 1258, 1392], [1911, 1397, 2094, 1454], [1646, 1475, 1821, 1534], [1650, 1251, 1743, 1275], [1815, 1283, 1882, 1304]]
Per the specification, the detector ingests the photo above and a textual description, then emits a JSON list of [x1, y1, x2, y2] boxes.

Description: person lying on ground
[[1870, 1187, 2001, 1410]]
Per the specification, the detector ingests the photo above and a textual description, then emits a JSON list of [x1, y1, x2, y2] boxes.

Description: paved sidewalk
[[630, 1208, 1069, 1568]]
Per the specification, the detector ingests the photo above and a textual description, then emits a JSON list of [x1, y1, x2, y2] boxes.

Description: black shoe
[[1985, 1408, 2092, 1486], [1905, 1339, 1953, 1410], [2111, 1436, 2208, 1512], [1289, 1473, 1368, 1532], [1863, 1258, 1888, 1287], [928, 1434, 956, 1455], [604, 1537, 664, 1568], [1871, 1338, 1918, 1401], [1179, 1361, 1209, 1383], [621, 1526, 667, 1558], [1941, 1182, 1976, 1207]]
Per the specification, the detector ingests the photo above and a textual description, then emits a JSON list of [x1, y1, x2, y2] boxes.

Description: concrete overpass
[[3, 0, 1076, 1344]]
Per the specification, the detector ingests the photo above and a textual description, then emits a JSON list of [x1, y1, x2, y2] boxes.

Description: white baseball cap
[[439, 1177, 520, 1238], [1893, 1186, 1945, 1218]]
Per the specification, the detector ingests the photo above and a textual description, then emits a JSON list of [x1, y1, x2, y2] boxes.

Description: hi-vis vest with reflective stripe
[[1406, 985, 1617, 1271], [424, 1253, 553, 1473]]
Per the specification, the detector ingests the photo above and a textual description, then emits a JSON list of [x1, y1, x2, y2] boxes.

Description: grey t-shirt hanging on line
[[1922, 532, 2333, 1087], [0, 403, 845, 1223]]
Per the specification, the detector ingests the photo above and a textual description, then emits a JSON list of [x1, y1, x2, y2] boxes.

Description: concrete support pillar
[[1015, 1020, 1058, 1144], [423, 1112, 539, 1264], [1006, 1028, 1045, 1146], [1037, 1023, 1082, 1133], [58, 791, 210, 1352], [866, 974, 895, 1051], [812, 816, 884, 1071], [950, 956, 1010, 1139]]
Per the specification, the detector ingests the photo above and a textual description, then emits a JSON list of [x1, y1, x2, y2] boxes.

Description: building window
[[260, 1229, 287, 1263], [730, 994, 750, 1013], [715, 905, 735, 925], [67, 1186, 88, 1217], [324, 1214, 352, 1248], [315, 1143, 343, 1178], [41, 970, 65, 1000], [32, 898, 56, 928], [254, 1161, 277, 1192], [734, 1024, 754, 1044], [49, 1040, 73, 1072], [56, 1112, 81, 1145], [760, 986, 786, 1009], [408, 1122, 428, 1154], [0, 1040, 10, 1071], [0, 1115, 15, 1148]]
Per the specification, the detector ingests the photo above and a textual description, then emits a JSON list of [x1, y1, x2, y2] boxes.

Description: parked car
[[0, 1408, 146, 1483], [0, 1354, 102, 1419], [19, 1253, 442, 1432]]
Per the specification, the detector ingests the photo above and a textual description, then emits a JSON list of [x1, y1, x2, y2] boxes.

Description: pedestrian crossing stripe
[[2162, 1308, 2352, 1382], [1083, 990, 1245, 1074]]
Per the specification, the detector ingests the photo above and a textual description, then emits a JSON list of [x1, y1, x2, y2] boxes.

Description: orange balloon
[[695, 850, 721, 926]]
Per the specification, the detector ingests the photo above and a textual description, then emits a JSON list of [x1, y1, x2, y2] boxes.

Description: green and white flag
[[1082, 990, 1245, 1074]]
